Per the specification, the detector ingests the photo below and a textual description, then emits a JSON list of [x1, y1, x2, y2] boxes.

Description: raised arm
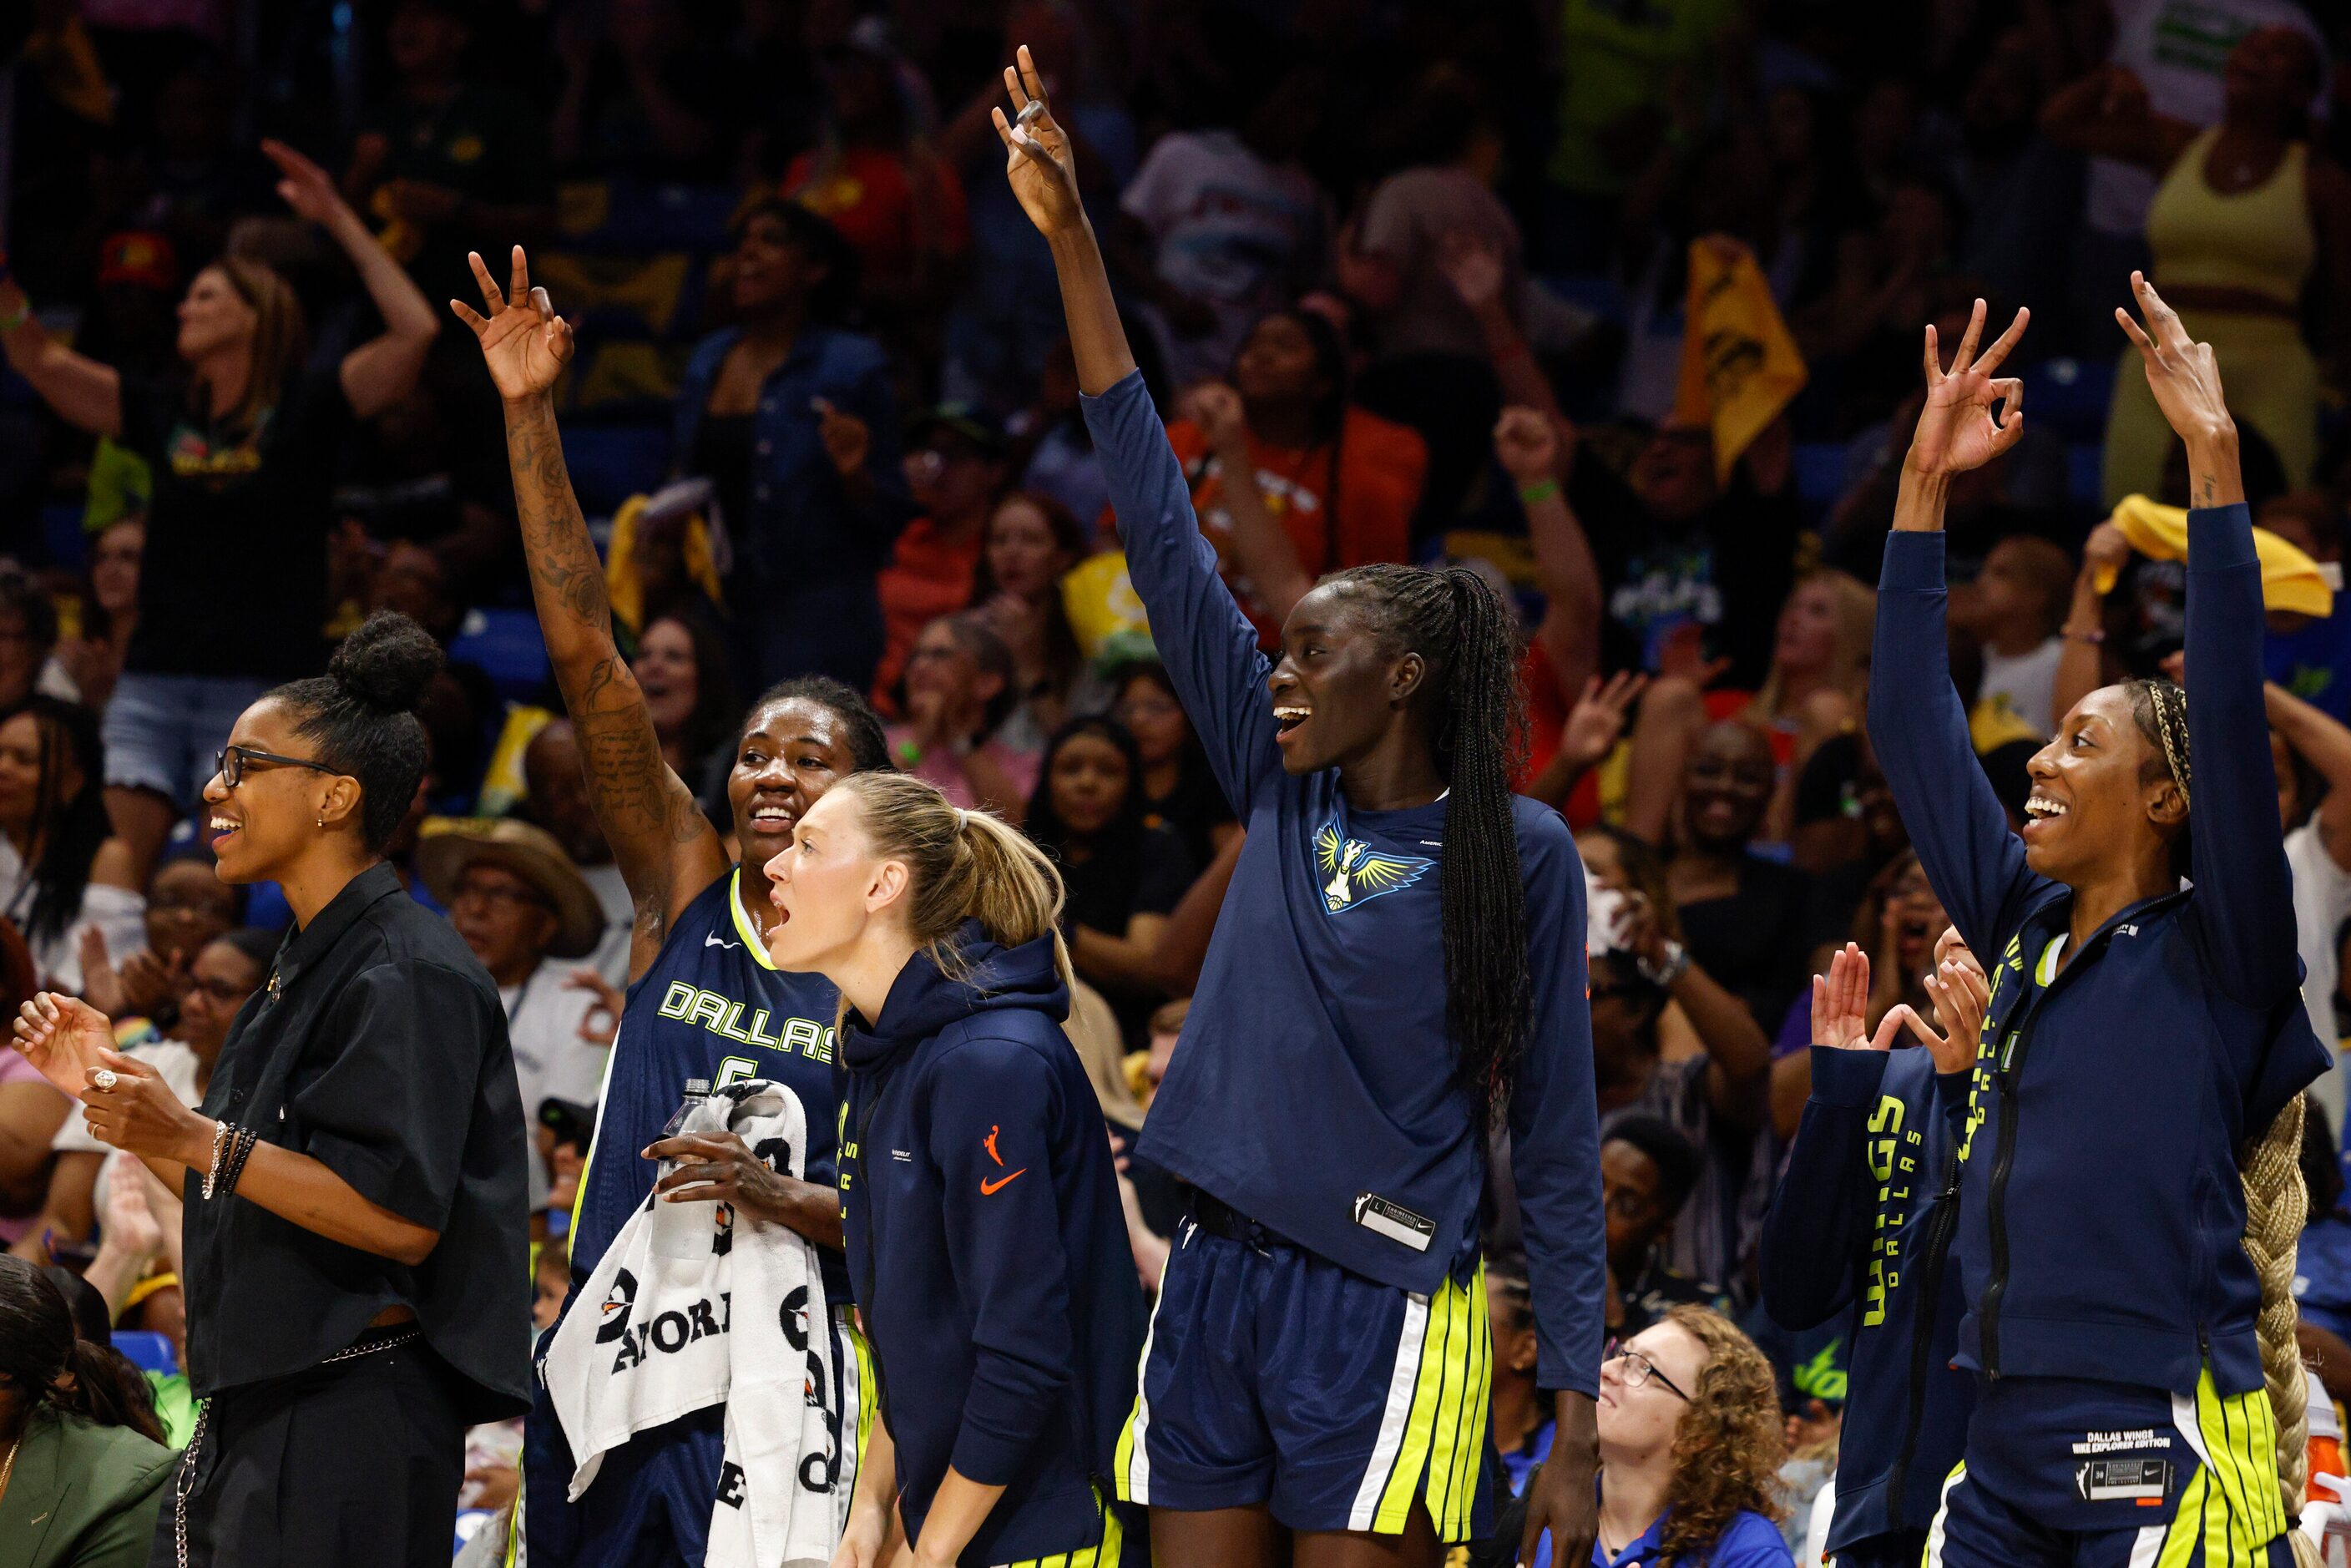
[[999, 48, 1280, 806], [1495, 407, 1600, 701], [260, 141, 437, 421], [2037, 64, 2197, 173], [0, 269, 123, 437], [1869, 301, 2053, 955], [2269, 682, 2351, 873], [1186, 381, 1314, 622], [2118, 274, 2297, 1004], [1760, 948, 1890, 1328], [454, 249, 726, 973]]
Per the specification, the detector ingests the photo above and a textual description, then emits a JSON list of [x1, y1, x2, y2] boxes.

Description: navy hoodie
[[1762, 1044, 1972, 1554], [1082, 369, 1605, 1397], [837, 927, 1145, 1566], [1867, 509, 2329, 1399]]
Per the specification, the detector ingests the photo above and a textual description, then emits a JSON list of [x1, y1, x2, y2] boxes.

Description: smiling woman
[[13, 610, 532, 1568], [456, 245, 896, 1564], [1002, 46, 1605, 1568], [1868, 284, 2328, 1568]]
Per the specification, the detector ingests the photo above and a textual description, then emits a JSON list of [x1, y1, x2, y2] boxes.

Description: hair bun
[[326, 612, 444, 714]]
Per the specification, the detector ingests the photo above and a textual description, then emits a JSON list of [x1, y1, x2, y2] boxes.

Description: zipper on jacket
[[848, 1075, 893, 1417], [1973, 900, 2172, 1377], [1980, 1035, 2021, 1379], [1884, 1143, 1964, 1525]]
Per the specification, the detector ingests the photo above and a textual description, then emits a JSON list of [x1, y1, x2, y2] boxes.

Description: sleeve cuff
[[1809, 1045, 1892, 1108], [1934, 1068, 1975, 1117], [949, 1416, 1040, 1488], [2187, 502, 2257, 571], [1879, 529, 1948, 591]]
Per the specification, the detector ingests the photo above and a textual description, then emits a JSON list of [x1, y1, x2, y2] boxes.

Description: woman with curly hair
[[1594, 1306, 1792, 1567]]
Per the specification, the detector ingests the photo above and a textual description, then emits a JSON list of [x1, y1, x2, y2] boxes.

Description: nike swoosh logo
[[979, 1169, 1029, 1196], [705, 933, 739, 950]]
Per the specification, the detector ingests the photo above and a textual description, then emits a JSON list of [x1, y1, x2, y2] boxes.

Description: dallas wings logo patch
[[1314, 821, 1435, 913]]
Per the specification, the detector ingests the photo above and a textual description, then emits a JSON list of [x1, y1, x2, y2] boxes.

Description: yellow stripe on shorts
[[2144, 1366, 2288, 1568], [1371, 1262, 1489, 1540], [995, 1492, 1124, 1568]]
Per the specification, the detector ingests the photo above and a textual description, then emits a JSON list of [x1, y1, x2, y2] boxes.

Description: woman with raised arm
[[1868, 280, 2328, 1567], [453, 250, 892, 1567], [0, 140, 439, 891], [996, 48, 1605, 1568]]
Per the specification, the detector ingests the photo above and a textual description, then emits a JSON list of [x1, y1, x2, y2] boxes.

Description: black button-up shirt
[[184, 863, 531, 1421]]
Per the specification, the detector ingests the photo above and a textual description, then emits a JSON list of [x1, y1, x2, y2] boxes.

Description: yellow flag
[[1671, 238, 1807, 483], [2094, 494, 2333, 617]]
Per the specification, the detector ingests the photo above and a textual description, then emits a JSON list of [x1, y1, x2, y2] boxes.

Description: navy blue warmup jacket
[[837, 928, 1144, 1566], [1762, 1044, 1972, 1554], [1081, 369, 1606, 1398], [1866, 508, 2329, 1399]]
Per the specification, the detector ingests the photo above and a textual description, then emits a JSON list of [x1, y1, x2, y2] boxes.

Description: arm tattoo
[[503, 397, 715, 895], [504, 397, 614, 642]]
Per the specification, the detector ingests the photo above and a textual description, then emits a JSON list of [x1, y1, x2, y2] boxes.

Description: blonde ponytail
[[2243, 1092, 2319, 1568], [835, 772, 1074, 1008]]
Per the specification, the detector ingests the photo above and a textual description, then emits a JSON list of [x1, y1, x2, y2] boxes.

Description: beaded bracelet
[[219, 1126, 261, 1200]]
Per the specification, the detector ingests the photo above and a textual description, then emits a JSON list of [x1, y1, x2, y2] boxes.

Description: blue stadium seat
[[1540, 273, 1625, 324], [113, 1329, 178, 1374], [1793, 441, 1850, 515], [448, 608, 556, 705], [42, 502, 86, 570], [2023, 357, 2117, 440], [2067, 442, 2106, 509], [560, 421, 673, 518]]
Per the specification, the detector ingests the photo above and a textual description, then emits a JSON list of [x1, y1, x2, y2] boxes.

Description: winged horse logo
[[1314, 822, 1435, 914]]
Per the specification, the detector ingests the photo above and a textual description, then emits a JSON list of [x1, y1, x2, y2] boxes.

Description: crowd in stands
[[8, 0, 2351, 1561]]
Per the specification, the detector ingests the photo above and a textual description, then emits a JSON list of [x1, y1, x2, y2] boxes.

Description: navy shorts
[[1924, 1368, 2297, 1568], [1112, 1210, 1491, 1540]]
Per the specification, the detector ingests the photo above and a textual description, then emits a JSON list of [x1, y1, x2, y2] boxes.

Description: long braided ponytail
[[2129, 675, 2315, 1561], [1324, 564, 1531, 1130], [2247, 1095, 2320, 1567]]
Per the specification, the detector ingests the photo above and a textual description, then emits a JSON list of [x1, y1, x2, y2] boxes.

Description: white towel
[[543, 1080, 842, 1568]]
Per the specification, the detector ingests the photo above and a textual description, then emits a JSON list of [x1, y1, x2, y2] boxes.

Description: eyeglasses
[[186, 975, 259, 1004], [216, 745, 339, 788], [1605, 1338, 1692, 1402]]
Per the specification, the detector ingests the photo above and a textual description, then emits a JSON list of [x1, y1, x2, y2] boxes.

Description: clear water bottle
[[651, 1078, 713, 1261]]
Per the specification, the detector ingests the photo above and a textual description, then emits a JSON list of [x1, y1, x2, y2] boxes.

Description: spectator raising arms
[[0, 138, 438, 892], [1164, 311, 1426, 645], [2043, 28, 2351, 501], [455, 246, 892, 1565], [1001, 49, 1605, 1566]]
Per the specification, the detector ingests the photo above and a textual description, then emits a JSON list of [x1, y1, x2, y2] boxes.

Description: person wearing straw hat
[[420, 818, 611, 1208]]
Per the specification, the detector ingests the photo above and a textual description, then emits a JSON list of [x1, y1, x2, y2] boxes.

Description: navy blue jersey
[[1869, 514, 2328, 1399], [1082, 369, 1605, 1398], [571, 868, 848, 1302]]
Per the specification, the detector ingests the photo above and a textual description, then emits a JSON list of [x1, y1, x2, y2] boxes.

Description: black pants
[[152, 1334, 467, 1568]]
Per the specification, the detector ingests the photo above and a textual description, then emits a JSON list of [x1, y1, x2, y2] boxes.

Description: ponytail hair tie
[[955, 807, 971, 830]]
